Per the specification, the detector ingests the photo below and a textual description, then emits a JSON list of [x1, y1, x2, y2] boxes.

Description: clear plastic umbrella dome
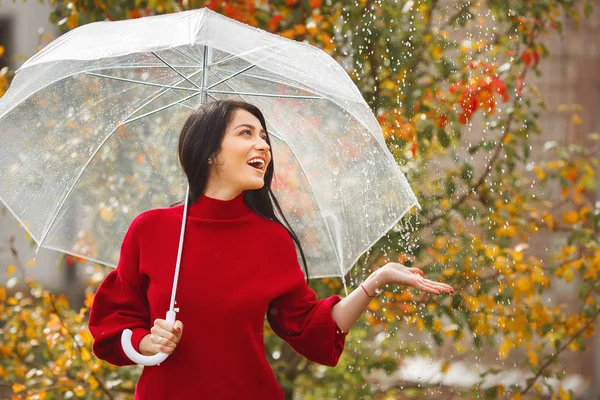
[[0, 8, 419, 282]]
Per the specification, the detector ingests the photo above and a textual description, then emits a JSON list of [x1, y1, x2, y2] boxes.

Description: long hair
[[177, 100, 309, 281]]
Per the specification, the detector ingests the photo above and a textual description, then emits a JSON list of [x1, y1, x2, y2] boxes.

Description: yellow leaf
[[572, 114, 582, 125], [516, 277, 532, 292], [562, 211, 579, 224], [67, 14, 79, 30], [0, 287, 5, 302], [0, 46, 4, 58], [434, 236, 447, 249], [74, 386, 86, 396], [440, 361, 451, 373], [12, 383, 26, 393], [380, 80, 396, 90], [497, 225, 517, 237], [100, 207, 114, 223], [559, 387, 571, 400], [84, 293, 95, 308], [81, 347, 91, 361], [527, 350, 539, 366], [442, 267, 456, 277], [498, 338, 513, 360], [533, 166, 546, 180], [543, 214, 554, 230], [431, 46, 444, 60], [88, 376, 99, 390], [564, 267, 575, 283], [26, 259, 37, 267], [485, 245, 500, 259], [6, 265, 15, 277]]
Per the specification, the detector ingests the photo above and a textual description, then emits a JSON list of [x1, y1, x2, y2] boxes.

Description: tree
[[1, 0, 598, 398]]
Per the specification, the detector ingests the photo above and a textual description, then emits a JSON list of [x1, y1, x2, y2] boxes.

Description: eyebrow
[[234, 124, 266, 134]]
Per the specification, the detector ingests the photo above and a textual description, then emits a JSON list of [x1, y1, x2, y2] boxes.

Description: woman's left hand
[[378, 262, 454, 295]]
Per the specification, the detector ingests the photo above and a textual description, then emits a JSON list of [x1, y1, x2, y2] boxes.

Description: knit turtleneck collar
[[186, 192, 251, 219]]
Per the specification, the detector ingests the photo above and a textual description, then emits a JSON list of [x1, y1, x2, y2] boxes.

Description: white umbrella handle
[[121, 310, 176, 366]]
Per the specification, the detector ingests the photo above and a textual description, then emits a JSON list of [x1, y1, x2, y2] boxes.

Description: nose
[[255, 138, 270, 152]]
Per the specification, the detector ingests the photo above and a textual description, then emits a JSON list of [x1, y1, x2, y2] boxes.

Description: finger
[[173, 320, 184, 338], [414, 278, 440, 294], [409, 268, 424, 276], [152, 335, 177, 353], [425, 280, 454, 293], [152, 326, 179, 345]]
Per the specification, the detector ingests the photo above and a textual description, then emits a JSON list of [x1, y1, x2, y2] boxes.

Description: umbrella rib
[[206, 62, 257, 90], [209, 66, 326, 100], [85, 72, 201, 92], [210, 45, 278, 68], [171, 47, 203, 65], [206, 90, 323, 100], [207, 46, 287, 91], [121, 92, 201, 125], [152, 51, 202, 90]]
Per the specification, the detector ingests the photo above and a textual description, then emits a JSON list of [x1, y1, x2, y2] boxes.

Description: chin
[[244, 179, 266, 191]]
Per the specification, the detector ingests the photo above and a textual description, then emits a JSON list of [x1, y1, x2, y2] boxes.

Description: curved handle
[[121, 311, 176, 366]]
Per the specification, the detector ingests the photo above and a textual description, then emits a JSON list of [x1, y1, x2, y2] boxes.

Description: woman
[[89, 100, 454, 399]]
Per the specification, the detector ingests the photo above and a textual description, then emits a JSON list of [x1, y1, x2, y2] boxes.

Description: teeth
[[248, 158, 265, 169]]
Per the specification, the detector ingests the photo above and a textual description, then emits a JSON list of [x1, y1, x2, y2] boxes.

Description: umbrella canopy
[[0, 8, 418, 281]]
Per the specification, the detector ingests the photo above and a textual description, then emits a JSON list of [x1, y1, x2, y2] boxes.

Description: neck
[[203, 183, 242, 201]]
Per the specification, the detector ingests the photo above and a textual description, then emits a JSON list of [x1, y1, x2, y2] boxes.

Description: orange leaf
[[84, 293, 95, 308], [12, 383, 26, 393]]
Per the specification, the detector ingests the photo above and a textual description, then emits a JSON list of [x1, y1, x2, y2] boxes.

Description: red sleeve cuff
[[130, 328, 151, 353]]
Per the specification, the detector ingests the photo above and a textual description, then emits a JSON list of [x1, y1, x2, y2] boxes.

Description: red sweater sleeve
[[267, 234, 347, 367], [88, 216, 151, 366]]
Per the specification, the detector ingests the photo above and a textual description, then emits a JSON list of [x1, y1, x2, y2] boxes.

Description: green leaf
[[461, 164, 474, 182], [452, 294, 464, 309], [438, 129, 451, 148], [541, 324, 552, 336], [576, 336, 587, 351]]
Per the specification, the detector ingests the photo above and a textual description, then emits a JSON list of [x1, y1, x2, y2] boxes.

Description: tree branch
[[520, 306, 600, 395]]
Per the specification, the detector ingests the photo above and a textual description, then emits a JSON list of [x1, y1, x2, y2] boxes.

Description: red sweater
[[88, 193, 347, 399]]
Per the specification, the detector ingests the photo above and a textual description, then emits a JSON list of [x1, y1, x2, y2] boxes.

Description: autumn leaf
[[562, 211, 579, 224], [12, 383, 26, 393]]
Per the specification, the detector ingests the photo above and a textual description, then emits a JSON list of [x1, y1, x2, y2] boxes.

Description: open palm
[[380, 263, 454, 295]]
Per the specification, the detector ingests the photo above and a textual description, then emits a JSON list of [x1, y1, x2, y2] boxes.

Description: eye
[[241, 129, 251, 135]]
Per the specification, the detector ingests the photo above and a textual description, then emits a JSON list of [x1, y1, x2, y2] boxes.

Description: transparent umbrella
[[0, 8, 419, 365]]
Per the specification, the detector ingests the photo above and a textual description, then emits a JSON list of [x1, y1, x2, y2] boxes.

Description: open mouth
[[247, 158, 266, 172]]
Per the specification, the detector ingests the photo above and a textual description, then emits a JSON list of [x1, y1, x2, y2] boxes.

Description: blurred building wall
[[528, 7, 600, 397]]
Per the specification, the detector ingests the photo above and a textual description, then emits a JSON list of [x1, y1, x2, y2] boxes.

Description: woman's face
[[206, 108, 272, 198]]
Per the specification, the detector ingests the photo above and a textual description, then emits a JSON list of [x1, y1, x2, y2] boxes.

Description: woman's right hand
[[139, 318, 184, 356]]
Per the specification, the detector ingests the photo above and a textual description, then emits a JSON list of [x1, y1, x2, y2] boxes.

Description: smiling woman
[[87, 100, 453, 399], [204, 109, 272, 199]]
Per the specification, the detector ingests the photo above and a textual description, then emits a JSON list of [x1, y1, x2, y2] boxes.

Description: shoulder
[[127, 205, 182, 234], [253, 215, 294, 244]]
